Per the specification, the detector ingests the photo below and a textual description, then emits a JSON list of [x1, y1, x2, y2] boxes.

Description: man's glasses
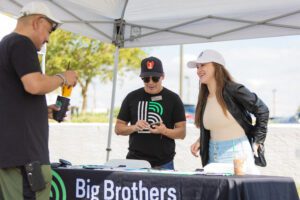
[[41, 16, 58, 32], [141, 76, 160, 83]]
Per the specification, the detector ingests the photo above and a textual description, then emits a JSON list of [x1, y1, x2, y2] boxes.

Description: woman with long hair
[[188, 50, 269, 174]]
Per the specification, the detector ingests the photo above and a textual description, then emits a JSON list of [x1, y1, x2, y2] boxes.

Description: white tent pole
[[179, 44, 183, 98], [39, 44, 47, 73], [106, 47, 119, 162], [105, 0, 127, 161]]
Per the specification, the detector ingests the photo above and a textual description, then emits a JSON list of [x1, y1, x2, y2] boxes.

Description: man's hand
[[150, 121, 186, 139], [134, 120, 150, 132], [149, 122, 166, 134], [63, 71, 78, 87], [48, 104, 60, 119], [190, 138, 200, 157]]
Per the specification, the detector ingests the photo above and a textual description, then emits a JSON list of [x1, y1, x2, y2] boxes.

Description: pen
[[67, 61, 70, 70]]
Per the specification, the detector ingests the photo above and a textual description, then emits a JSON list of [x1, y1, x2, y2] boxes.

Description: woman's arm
[[190, 137, 200, 157], [232, 83, 269, 144]]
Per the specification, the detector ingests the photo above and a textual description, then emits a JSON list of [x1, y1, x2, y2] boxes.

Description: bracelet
[[55, 73, 66, 86]]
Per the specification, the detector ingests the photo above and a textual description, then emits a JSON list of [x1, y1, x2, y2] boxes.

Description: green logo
[[148, 101, 163, 115], [55, 100, 63, 108], [50, 170, 67, 200]]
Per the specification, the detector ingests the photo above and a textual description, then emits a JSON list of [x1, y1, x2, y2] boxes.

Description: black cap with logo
[[140, 57, 164, 77]]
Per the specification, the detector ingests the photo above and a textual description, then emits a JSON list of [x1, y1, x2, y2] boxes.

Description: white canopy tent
[[2, 0, 300, 161], [2, 0, 300, 47]]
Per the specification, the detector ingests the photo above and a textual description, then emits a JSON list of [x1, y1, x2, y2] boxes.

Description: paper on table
[[101, 168, 206, 175], [204, 163, 234, 175], [147, 169, 206, 175]]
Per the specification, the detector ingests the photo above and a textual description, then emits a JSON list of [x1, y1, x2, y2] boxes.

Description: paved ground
[[49, 123, 300, 184]]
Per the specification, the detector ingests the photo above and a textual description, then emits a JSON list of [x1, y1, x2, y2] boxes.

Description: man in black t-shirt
[[0, 2, 77, 200], [115, 57, 186, 169]]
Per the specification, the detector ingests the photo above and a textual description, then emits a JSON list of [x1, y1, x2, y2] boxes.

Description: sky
[[1, 13, 300, 117]]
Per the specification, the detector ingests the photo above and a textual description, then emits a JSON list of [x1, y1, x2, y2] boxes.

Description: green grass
[[49, 107, 121, 123], [297, 184, 300, 197], [69, 108, 120, 123], [49, 112, 117, 123], [70, 112, 111, 123]]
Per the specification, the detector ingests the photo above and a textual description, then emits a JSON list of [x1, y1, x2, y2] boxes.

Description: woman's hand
[[190, 138, 200, 157], [252, 143, 259, 157]]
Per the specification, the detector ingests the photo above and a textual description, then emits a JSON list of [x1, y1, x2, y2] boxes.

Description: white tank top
[[203, 96, 246, 141]]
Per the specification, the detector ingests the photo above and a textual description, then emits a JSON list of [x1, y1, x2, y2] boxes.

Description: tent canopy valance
[[2, 0, 300, 48]]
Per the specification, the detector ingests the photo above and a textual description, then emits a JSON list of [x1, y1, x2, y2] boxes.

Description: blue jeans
[[155, 160, 174, 170]]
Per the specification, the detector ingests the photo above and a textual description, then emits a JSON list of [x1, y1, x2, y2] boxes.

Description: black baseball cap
[[140, 57, 164, 77]]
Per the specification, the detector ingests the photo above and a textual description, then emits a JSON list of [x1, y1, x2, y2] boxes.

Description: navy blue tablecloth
[[50, 168, 299, 200]]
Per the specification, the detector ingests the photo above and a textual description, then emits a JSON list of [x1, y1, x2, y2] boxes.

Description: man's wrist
[[55, 73, 66, 86], [163, 128, 168, 136], [132, 125, 138, 133]]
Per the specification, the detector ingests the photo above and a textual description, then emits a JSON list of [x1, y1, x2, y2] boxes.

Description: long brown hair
[[194, 62, 234, 128]]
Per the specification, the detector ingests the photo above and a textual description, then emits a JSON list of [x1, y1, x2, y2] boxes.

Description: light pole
[[184, 75, 190, 103], [179, 45, 184, 98], [272, 89, 277, 117]]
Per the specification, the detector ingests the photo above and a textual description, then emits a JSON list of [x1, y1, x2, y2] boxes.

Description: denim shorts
[[208, 136, 259, 174]]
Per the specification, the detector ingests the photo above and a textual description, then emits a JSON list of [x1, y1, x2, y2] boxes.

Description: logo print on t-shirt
[[137, 101, 163, 124]]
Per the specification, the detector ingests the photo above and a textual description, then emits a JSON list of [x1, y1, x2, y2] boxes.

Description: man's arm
[[115, 119, 137, 136], [21, 71, 77, 95], [115, 119, 150, 136], [151, 121, 186, 139]]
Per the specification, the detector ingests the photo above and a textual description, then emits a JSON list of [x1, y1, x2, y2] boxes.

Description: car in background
[[269, 112, 300, 124], [184, 104, 195, 123]]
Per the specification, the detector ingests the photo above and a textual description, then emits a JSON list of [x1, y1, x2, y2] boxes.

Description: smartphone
[[24, 161, 46, 192], [150, 122, 161, 129]]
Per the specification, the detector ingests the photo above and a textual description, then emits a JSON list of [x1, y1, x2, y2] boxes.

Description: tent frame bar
[[125, 10, 300, 41], [49, 0, 113, 40], [9, 0, 113, 40], [9, 0, 300, 44], [210, 10, 300, 38]]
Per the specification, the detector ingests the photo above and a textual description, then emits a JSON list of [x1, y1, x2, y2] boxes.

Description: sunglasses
[[141, 76, 160, 83], [41, 16, 58, 32]]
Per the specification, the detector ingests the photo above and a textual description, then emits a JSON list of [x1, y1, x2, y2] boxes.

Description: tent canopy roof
[[2, 0, 300, 47]]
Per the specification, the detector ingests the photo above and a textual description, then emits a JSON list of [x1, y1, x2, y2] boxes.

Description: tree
[[46, 29, 147, 113]]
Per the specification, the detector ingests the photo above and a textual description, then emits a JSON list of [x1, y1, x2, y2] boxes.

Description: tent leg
[[106, 47, 119, 162]]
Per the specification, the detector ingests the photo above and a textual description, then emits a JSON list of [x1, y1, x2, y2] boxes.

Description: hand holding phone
[[150, 122, 161, 129]]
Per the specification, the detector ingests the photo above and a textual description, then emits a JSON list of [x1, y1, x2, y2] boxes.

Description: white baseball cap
[[19, 1, 61, 30], [187, 49, 226, 68]]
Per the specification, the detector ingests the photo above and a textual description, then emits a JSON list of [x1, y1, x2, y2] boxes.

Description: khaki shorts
[[0, 165, 52, 200]]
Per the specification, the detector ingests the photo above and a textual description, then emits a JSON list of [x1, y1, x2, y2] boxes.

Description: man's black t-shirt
[[0, 33, 49, 168], [117, 87, 186, 167]]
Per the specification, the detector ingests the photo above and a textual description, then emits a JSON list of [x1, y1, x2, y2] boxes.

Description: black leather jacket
[[199, 82, 269, 166]]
